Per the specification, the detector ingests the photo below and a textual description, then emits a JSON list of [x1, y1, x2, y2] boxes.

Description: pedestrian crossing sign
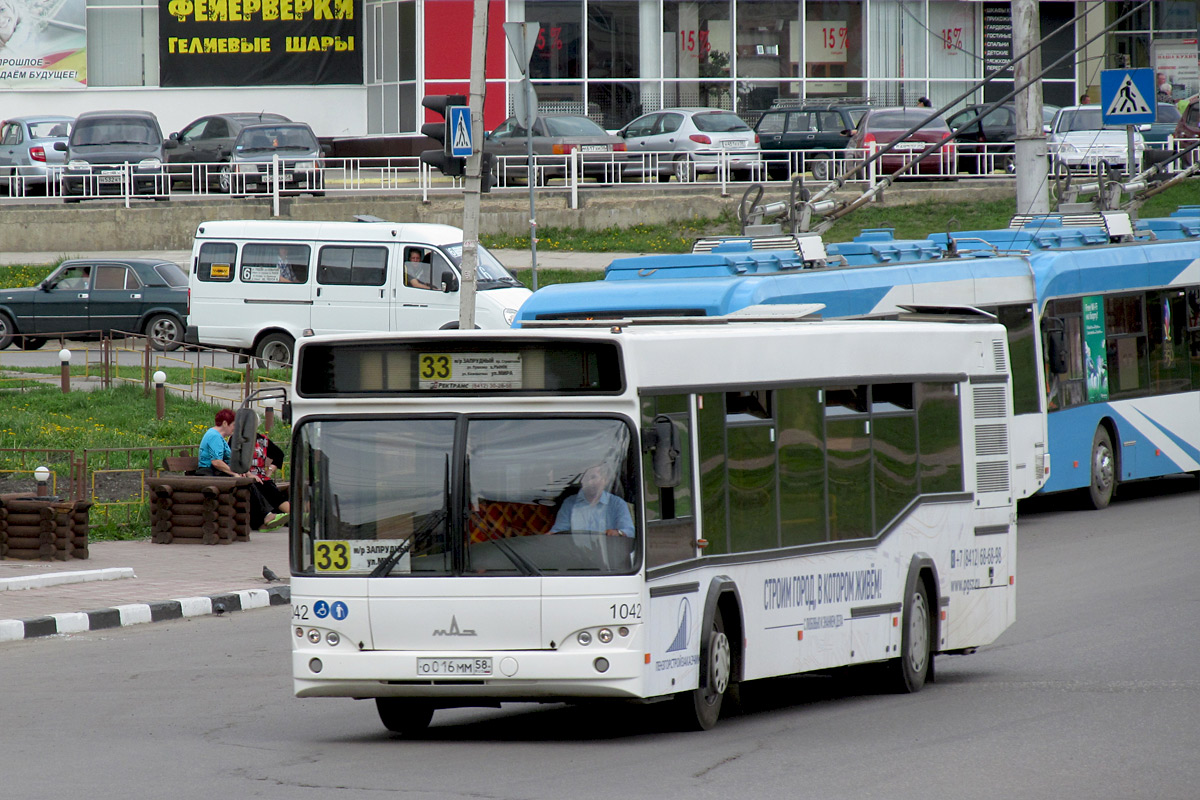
[[1100, 68, 1156, 124], [449, 106, 473, 158]]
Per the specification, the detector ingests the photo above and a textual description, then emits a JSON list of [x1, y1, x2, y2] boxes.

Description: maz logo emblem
[[432, 615, 477, 636]]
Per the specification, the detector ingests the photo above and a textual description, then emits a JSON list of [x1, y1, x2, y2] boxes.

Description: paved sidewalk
[[0, 530, 291, 642]]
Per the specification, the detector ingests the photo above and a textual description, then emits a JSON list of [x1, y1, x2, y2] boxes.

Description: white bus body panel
[[290, 322, 1017, 703]]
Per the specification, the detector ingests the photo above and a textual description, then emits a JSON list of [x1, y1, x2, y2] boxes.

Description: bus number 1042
[[611, 602, 642, 620]]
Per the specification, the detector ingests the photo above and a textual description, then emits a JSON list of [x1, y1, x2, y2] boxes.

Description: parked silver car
[[619, 107, 761, 181], [0, 115, 73, 195], [224, 122, 326, 195], [1048, 105, 1145, 172]]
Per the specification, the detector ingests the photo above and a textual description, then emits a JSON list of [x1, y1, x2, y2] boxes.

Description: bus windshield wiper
[[465, 456, 540, 576], [372, 457, 449, 578]]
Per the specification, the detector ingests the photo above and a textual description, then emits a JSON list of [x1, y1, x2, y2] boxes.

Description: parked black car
[[945, 103, 1061, 174], [55, 110, 176, 202], [0, 258, 189, 351], [754, 102, 872, 180], [167, 112, 292, 188]]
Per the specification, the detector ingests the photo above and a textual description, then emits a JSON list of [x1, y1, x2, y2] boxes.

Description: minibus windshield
[[442, 244, 525, 290]]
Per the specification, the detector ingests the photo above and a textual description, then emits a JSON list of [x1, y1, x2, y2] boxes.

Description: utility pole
[[458, 0, 489, 331], [1012, 0, 1050, 215]]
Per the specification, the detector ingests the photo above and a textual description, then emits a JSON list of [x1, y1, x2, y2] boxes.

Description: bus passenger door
[[393, 246, 459, 332], [310, 244, 392, 336], [642, 395, 697, 569]]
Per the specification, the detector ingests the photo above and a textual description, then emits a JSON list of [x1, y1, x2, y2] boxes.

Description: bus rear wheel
[[1088, 426, 1116, 510], [886, 579, 932, 693], [678, 607, 731, 731], [375, 698, 434, 736], [254, 333, 294, 368]]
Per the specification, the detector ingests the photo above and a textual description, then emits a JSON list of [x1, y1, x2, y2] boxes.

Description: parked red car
[[846, 107, 956, 178]]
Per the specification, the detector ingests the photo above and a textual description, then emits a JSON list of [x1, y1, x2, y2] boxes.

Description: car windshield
[[29, 121, 71, 138], [543, 116, 607, 137], [693, 112, 751, 132], [441, 243, 523, 289], [71, 119, 159, 146], [153, 263, 188, 287], [236, 126, 318, 152], [868, 110, 948, 131], [1157, 104, 1181, 123], [1055, 108, 1123, 132], [294, 417, 638, 577]]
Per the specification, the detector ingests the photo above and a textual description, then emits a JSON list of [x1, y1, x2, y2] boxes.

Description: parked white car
[[618, 108, 762, 181], [1048, 105, 1145, 172]]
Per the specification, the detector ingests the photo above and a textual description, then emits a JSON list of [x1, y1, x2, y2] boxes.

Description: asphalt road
[[2, 476, 1197, 800]]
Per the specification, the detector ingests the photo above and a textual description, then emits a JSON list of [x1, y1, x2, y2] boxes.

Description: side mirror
[[641, 415, 681, 488], [228, 407, 259, 473], [53, 141, 67, 152], [1137, 123, 1151, 132], [320, 144, 331, 155], [163, 138, 178, 149], [439, 269, 459, 293], [1043, 124, 1051, 134], [1045, 317, 1068, 375], [169, 132, 180, 140], [217, 146, 230, 158], [39, 280, 52, 292]]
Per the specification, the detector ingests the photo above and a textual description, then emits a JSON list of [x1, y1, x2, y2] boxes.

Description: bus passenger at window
[[550, 464, 634, 537], [405, 248, 433, 290]]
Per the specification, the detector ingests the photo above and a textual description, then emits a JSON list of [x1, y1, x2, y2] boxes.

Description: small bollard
[[263, 398, 276, 432], [59, 348, 71, 394], [154, 370, 167, 420], [35, 466, 50, 497]]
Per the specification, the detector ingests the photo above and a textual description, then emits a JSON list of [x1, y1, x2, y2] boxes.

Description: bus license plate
[[417, 657, 492, 677]]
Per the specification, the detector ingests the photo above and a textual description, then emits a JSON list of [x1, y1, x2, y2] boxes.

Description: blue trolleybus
[[514, 208, 1200, 508]]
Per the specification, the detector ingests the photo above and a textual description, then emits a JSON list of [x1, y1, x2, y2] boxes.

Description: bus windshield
[[295, 416, 638, 577]]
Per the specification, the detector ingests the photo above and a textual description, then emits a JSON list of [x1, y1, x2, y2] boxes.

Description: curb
[[0, 584, 290, 643], [0, 567, 136, 592]]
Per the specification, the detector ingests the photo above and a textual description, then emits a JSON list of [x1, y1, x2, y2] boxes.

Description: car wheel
[[731, 167, 753, 182], [0, 312, 15, 350], [673, 155, 694, 182], [810, 154, 830, 181], [145, 314, 184, 351], [18, 336, 47, 351], [63, 197, 81, 204], [218, 165, 233, 193], [254, 332, 295, 368]]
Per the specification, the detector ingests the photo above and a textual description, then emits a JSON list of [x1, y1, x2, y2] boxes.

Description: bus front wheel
[[678, 607, 731, 731], [1088, 426, 1116, 510], [375, 698, 434, 736]]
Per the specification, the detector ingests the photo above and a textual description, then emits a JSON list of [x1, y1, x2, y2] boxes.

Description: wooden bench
[[146, 456, 254, 544], [0, 493, 93, 561]]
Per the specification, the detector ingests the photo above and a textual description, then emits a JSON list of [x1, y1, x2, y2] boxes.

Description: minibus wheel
[[375, 698, 434, 736], [255, 333, 294, 368]]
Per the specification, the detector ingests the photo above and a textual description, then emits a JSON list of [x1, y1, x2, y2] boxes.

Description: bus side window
[[197, 242, 236, 282]]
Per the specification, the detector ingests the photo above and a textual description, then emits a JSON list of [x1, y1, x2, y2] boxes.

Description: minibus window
[[197, 242, 236, 282]]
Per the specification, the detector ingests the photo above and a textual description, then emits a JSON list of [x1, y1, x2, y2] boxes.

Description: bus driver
[[549, 463, 634, 537]]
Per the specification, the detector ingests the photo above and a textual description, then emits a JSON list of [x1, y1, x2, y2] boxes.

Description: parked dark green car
[[0, 258, 189, 351]]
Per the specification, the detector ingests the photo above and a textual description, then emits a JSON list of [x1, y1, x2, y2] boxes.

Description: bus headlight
[[577, 631, 592, 646], [598, 628, 613, 643], [325, 631, 340, 646], [307, 629, 321, 643]]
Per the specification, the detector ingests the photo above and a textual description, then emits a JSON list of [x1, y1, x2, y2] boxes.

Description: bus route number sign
[[418, 352, 522, 390]]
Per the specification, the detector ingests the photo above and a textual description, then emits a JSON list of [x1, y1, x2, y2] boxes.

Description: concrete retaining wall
[[1, 183, 1011, 254]]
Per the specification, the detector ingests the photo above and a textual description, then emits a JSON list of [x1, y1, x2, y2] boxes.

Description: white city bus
[[287, 311, 1017, 733]]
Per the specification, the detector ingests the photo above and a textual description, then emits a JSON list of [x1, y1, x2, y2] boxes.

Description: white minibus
[[184, 219, 531, 364]]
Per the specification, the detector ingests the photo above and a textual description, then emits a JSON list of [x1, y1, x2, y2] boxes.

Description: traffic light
[[421, 94, 467, 177], [479, 151, 495, 194]]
